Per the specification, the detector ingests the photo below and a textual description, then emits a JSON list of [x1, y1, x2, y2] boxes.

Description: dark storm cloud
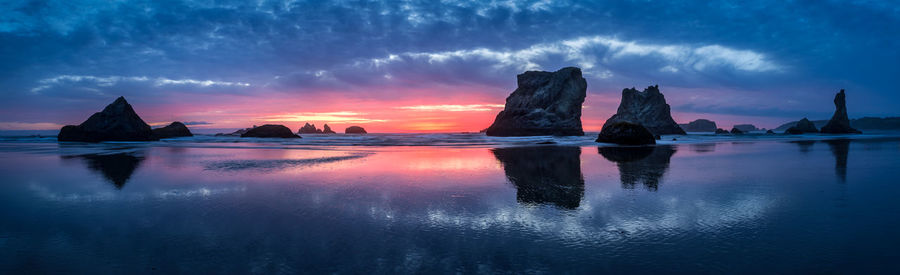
[[1, 0, 898, 126]]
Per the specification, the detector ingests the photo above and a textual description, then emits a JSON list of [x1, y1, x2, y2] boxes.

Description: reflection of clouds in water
[[423, 194, 773, 242], [27, 183, 246, 203], [204, 153, 372, 171]]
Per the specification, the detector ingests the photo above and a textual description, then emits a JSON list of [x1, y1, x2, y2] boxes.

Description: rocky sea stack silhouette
[[299, 123, 323, 134], [603, 85, 685, 136], [786, 118, 818, 134], [679, 119, 717, 132], [151, 122, 193, 139], [596, 122, 656, 145], [322, 124, 336, 134], [58, 97, 157, 142], [345, 126, 367, 134], [733, 124, 760, 132], [820, 89, 862, 134], [240, 125, 300, 138], [485, 67, 586, 136]]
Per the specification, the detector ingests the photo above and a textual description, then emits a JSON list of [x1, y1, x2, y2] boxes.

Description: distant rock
[[603, 85, 685, 136], [775, 117, 900, 131], [733, 124, 759, 132], [679, 119, 717, 132], [322, 124, 336, 134], [820, 89, 862, 134], [215, 127, 254, 136], [485, 67, 586, 136], [715, 128, 729, 134], [345, 126, 367, 134], [596, 122, 656, 145], [241, 125, 300, 138], [766, 130, 775, 134], [151, 122, 193, 139], [58, 97, 157, 142], [730, 127, 745, 134], [785, 118, 819, 134], [299, 123, 322, 134]]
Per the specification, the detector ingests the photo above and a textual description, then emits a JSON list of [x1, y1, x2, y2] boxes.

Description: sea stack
[[151, 122, 193, 139], [485, 67, 586, 136], [785, 118, 818, 134], [240, 125, 301, 138], [596, 122, 656, 145], [679, 119, 717, 132], [58, 96, 157, 142], [730, 127, 745, 134], [820, 89, 862, 134], [299, 123, 322, 134], [322, 124, 336, 134], [602, 85, 685, 136], [345, 126, 367, 134]]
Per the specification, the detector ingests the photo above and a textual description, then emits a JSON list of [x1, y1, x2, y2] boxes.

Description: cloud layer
[[1, 0, 898, 131]]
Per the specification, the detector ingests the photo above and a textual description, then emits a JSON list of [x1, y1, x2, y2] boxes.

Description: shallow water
[[1, 134, 900, 273]]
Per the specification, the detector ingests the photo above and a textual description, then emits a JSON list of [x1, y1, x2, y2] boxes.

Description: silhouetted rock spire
[[603, 85, 685, 136], [821, 89, 861, 134], [58, 96, 157, 142]]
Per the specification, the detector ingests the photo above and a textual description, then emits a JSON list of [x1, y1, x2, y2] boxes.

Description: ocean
[[1, 132, 900, 273]]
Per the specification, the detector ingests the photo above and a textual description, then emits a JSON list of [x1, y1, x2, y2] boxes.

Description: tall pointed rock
[[820, 89, 861, 134], [58, 97, 157, 142]]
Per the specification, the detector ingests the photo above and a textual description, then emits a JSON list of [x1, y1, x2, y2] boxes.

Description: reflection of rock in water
[[491, 146, 584, 209], [790, 140, 816, 154], [689, 143, 716, 153], [598, 146, 677, 191], [824, 139, 850, 182], [63, 153, 144, 189]]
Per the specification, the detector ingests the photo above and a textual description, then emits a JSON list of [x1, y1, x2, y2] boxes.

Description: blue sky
[[1, 0, 897, 131]]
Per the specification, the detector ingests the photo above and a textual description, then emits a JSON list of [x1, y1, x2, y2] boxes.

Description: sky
[[1, 0, 898, 133]]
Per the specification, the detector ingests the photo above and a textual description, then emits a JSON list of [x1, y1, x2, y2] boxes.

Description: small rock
[[241, 125, 301, 138], [596, 122, 656, 145], [345, 126, 367, 134]]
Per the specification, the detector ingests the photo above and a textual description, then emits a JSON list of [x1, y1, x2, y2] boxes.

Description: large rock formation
[[240, 125, 301, 138], [679, 119, 717, 132], [322, 124, 336, 134], [785, 118, 818, 134], [730, 127, 745, 134], [58, 97, 157, 142], [603, 85, 685, 136], [820, 89, 862, 134], [485, 67, 586, 136], [345, 126, 367, 134], [596, 122, 656, 145], [151, 122, 193, 139], [299, 123, 322, 134]]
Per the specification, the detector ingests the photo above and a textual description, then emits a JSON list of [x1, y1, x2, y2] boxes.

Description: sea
[[1, 131, 900, 273]]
